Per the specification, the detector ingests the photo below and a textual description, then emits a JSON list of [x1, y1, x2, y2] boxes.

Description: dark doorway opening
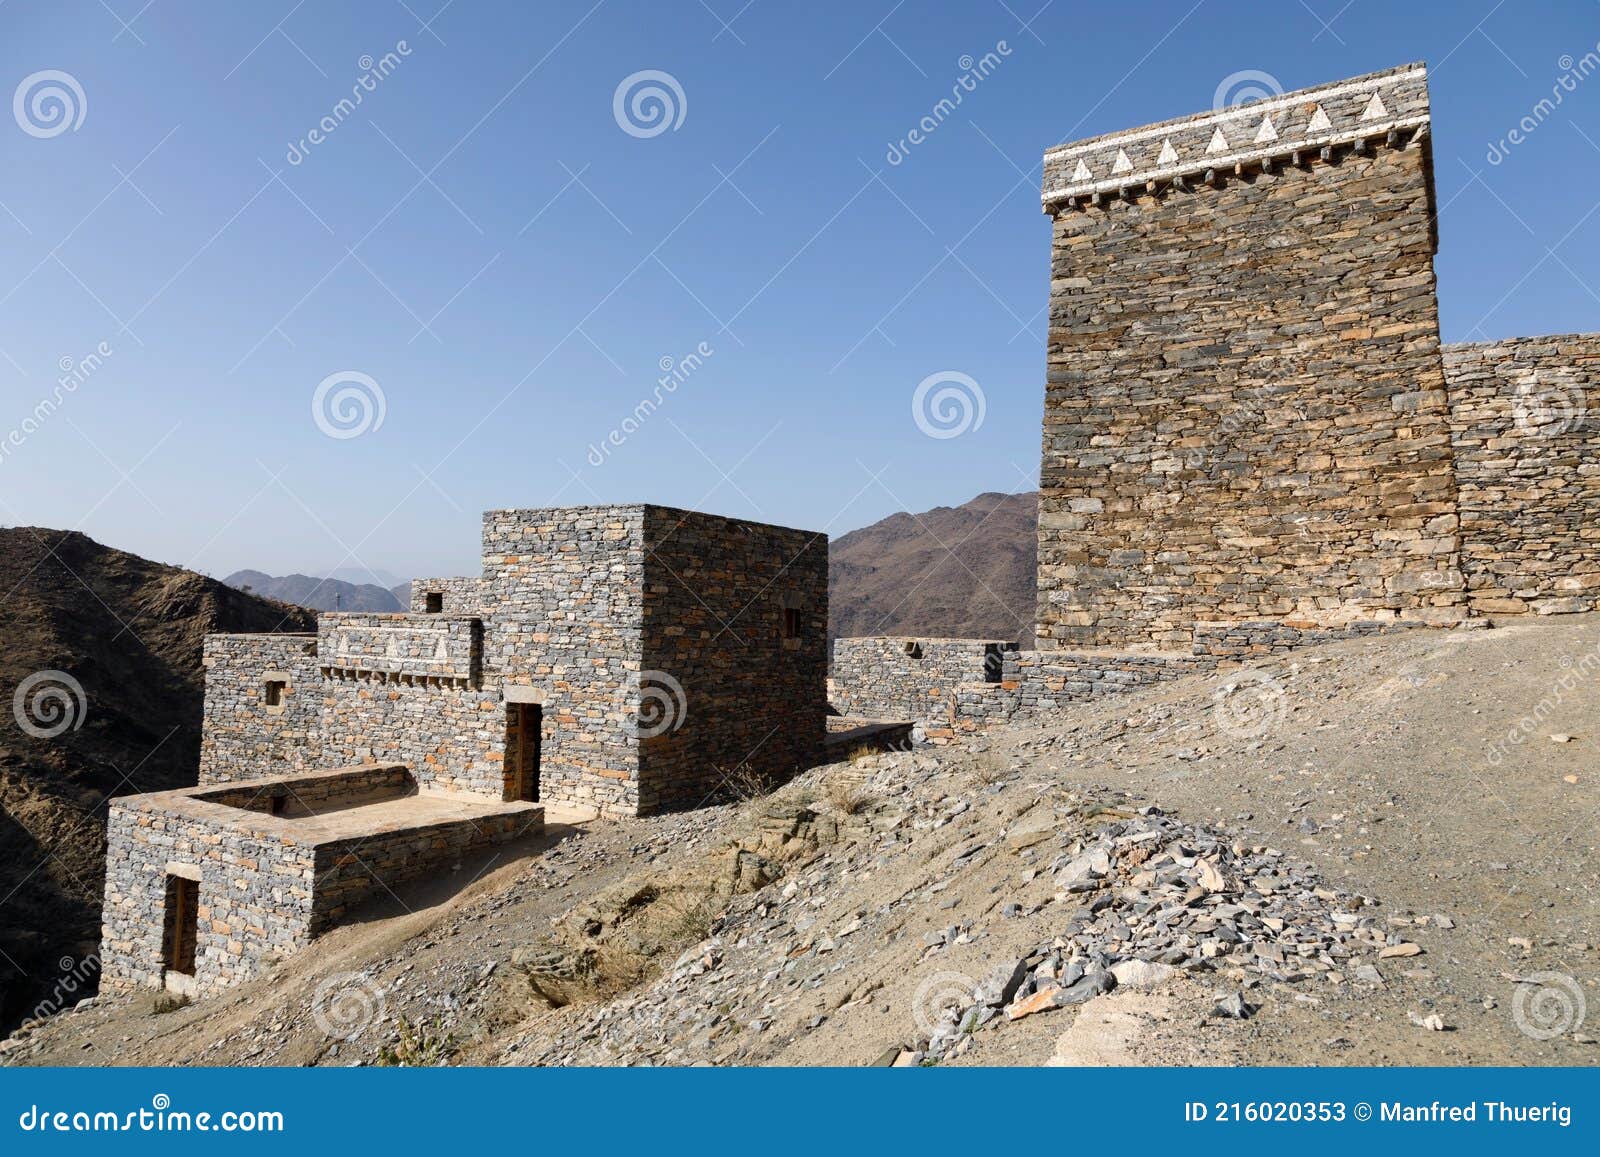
[[161, 874, 198, 976], [504, 702, 542, 802]]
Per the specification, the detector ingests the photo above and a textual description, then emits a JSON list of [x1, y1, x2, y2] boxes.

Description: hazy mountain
[[829, 491, 1037, 645], [224, 570, 404, 613]]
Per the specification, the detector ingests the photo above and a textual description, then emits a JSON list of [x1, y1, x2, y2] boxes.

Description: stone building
[[834, 62, 1600, 732], [101, 504, 827, 997]]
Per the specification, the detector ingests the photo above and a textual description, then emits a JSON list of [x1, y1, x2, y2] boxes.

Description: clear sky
[[1, 0, 1596, 584]]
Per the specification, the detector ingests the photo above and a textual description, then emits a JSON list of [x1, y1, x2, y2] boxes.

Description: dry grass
[[823, 776, 876, 816], [715, 762, 776, 804], [376, 1016, 457, 1067]]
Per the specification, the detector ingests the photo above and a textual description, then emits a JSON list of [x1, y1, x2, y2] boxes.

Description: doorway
[[504, 702, 542, 802], [161, 873, 198, 976]]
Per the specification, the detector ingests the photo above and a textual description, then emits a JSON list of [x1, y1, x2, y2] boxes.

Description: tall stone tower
[[1035, 64, 1465, 651]]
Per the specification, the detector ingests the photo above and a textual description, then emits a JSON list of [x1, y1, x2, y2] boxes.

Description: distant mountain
[[224, 570, 404, 613], [829, 491, 1037, 645], [0, 528, 315, 1033], [391, 583, 413, 610]]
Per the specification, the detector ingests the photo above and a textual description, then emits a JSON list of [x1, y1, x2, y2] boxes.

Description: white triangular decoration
[[1157, 138, 1179, 165], [1307, 104, 1332, 133], [1206, 127, 1229, 154], [1072, 158, 1092, 182], [1254, 115, 1277, 143], [1112, 148, 1134, 174], [1360, 92, 1389, 121]]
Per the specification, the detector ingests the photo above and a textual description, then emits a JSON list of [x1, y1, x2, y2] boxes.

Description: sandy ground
[[7, 615, 1597, 1067]]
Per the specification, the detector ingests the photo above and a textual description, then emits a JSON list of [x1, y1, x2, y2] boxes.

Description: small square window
[[264, 679, 286, 708], [424, 592, 444, 614], [782, 607, 801, 639]]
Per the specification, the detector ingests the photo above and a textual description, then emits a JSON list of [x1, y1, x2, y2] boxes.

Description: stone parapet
[[1042, 63, 1431, 214], [317, 612, 482, 685]]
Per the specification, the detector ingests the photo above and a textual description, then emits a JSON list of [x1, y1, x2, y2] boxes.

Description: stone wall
[[407, 577, 483, 614], [308, 810, 532, 935], [1004, 649, 1216, 716], [479, 506, 647, 815], [831, 637, 1014, 721], [1037, 63, 1464, 651], [99, 782, 321, 995], [1444, 335, 1600, 615], [637, 507, 828, 812], [100, 765, 538, 996], [198, 633, 321, 784], [1190, 617, 1427, 658], [314, 677, 507, 795], [830, 636, 1209, 734], [317, 612, 482, 684]]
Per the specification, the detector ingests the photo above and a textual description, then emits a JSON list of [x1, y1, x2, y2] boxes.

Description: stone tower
[[1036, 64, 1465, 650]]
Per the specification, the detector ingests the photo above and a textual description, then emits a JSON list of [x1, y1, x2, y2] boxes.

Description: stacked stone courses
[[1037, 63, 1463, 651], [1443, 335, 1600, 615], [106, 504, 826, 997], [99, 765, 536, 996]]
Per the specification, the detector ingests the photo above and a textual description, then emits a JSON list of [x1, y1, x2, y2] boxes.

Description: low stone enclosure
[[99, 765, 539, 998], [101, 505, 827, 996], [833, 63, 1600, 734]]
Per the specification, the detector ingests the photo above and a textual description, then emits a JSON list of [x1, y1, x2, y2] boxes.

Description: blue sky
[[1, 0, 1597, 583]]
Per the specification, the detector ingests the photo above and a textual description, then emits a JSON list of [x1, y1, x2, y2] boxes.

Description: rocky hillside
[[12, 615, 1595, 1066], [224, 570, 407, 613], [0, 528, 315, 1034], [829, 491, 1036, 645]]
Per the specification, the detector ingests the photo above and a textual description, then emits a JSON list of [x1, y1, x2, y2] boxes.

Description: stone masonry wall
[[199, 633, 321, 785], [638, 507, 828, 812], [1037, 64, 1464, 651], [1444, 335, 1600, 615], [317, 612, 482, 684], [99, 788, 318, 995], [309, 810, 532, 935], [830, 637, 1014, 722], [407, 577, 484, 614], [100, 765, 539, 996], [479, 506, 646, 815], [316, 676, 507, 795]]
